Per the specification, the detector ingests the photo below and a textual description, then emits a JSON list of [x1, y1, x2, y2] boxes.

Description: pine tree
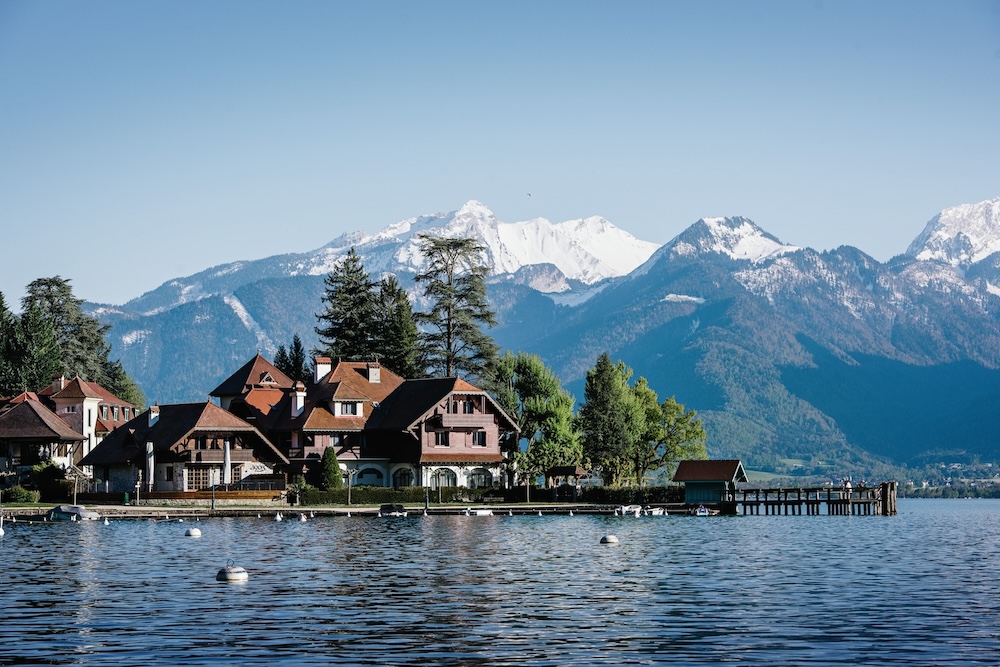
[[314, 249, 379, 360], [577, 352, 642, 487], [415, 235, 497, 380], [4, 301, 62, 395], [273, 345, 291, 375], [375, 275, 421, 378], [287, 335, 308, 383]]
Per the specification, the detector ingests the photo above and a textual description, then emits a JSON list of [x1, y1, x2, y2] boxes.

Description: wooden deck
[[731, 481, 898, 516]]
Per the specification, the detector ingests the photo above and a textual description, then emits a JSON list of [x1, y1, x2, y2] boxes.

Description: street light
[[346, 468, 359, 506]]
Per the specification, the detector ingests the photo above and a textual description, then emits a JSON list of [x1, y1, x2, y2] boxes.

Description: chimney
[[291, 381, 306, 418], [314, 357, 332, 383], [51, 374, 66, 393], [367, 362, 381, 384], [148, 404, 160, 428]]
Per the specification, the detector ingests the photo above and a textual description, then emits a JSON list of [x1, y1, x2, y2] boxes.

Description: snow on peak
[[659, 215, 799, 264], [906, 197, 1000, 267], [386, 204, 658, 286]]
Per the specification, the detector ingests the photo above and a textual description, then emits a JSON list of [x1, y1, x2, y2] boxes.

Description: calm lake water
[[1, 499, 998, 666]]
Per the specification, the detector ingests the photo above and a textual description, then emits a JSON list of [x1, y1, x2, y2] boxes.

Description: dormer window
[[65, 405, 77, 414], [113, 406, 119, 421], [337, 401, 360, 416], [101, 406, 109, 420]]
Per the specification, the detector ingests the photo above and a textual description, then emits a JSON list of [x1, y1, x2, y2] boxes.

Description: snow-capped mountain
[[113, 201, 659, 316], [906, 197, 1000, 267]]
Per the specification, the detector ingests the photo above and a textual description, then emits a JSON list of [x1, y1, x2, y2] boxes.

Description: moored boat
[[47, 505, 101, 521]]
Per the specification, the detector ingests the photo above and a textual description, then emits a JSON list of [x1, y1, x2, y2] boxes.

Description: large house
[[79, 354, 519, 494], [0, 375, 137, 484], [212, 355, 520, 491], [79, 402, 288, 493]]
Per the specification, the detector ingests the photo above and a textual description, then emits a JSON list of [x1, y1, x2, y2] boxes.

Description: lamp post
[[211, 468, 217, 513], [346, 468, 358, 506]]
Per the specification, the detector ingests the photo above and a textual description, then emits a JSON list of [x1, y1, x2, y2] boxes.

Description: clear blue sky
[[2, 1, 998, 307]]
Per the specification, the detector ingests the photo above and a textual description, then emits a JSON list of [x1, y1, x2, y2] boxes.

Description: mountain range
[[88, 197, 1000, 478]]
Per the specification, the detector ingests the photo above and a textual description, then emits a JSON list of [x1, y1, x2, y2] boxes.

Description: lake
[[1, 499, 998, 666]]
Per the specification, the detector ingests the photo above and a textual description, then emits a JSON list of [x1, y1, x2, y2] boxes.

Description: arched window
[[392, 468, 414, 488], [468, 468, 492, 489], [430, 468, 457, 489]]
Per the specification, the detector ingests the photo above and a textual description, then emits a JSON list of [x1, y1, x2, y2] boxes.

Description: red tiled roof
[[210, 353, 294, 397]]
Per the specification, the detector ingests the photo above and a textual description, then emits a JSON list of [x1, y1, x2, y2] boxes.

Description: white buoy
[[216, 560, 248, 582], [257, 514, 261, 519], [310, 511, 315, 518], [300, 513, 307, 522], [537, 510, 542, 516], [104, 517, 109, 525], [275, 512, 283, 522], [423, 509, 428, 516], [1, 513, 5, 537], [600, 534, 620, 545], [508, 509, 513, 516], [185, 527, 202, 537], [569, 510, 574, 516], [347, 511, 351, 517]]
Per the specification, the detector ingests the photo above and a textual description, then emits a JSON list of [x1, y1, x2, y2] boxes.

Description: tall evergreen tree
[[275, 334, 310, 383], [314, 249, 379, 360], [375, 275, 421, 378], [577, 352, 643, 487], [1, 301, 63, 396], [22, 277, 110, 384], [414, 235, 497, 380]]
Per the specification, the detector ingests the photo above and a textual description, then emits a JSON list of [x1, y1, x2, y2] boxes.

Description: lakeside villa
[[44, 354, 521, 496]]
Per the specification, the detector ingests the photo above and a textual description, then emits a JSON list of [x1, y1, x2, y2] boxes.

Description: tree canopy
[[415, 235, 497, 380], [314, 248, 380, 361], [274, 334, 310, 383], [490, 351, 582, 487], [0, 277, 145, 406]]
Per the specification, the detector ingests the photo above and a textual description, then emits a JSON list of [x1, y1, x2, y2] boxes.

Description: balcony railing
[[440, 413, 493, 428]]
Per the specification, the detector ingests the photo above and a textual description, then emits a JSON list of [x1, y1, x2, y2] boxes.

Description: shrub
[[1, 485, 41, 504]]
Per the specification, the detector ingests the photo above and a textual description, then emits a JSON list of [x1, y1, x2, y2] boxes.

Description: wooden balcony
[[440, 413, 493, 428], [184, 449, 254, 463]]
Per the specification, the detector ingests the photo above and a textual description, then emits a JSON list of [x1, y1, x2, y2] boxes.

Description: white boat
[[465, 508, 493, 516], [620, 504, 642, 516], [47, 505, 101, 521], [693, 505, 711, 517], [643, 506, 665, 516]]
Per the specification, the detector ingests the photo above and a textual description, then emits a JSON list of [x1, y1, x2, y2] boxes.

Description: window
[[123, 408, 131, 421], [430, 468, 457, 489], [113, 406, 119, 421], [472, 431, 487, 447], [101, 406, 109, 420], [392, 468, 414, 488], [165, 466, 174, 482], [435, 431, 450, 447], [65, 405, 77, 414], [340, 402, 358, 416], [447, 400, 459, 414], [463, 400, 475, 414], [468, 468, 492, 489]]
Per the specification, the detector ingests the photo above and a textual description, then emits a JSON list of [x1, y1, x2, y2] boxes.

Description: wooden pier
[[730, 481, 898, 516]]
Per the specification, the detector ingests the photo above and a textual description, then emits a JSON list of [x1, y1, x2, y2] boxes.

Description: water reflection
[[1, 501, 999, 665]]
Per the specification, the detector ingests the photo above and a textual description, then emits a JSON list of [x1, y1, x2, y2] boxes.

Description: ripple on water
[[1, 501, 999, 665]]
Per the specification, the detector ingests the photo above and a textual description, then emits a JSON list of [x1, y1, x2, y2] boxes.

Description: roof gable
[[0, 399, 85, 441], [210, 353, 294, 398], [672, 459, 748, 483]]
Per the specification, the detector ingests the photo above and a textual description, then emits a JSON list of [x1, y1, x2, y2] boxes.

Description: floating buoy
[[346, 511, 351, 517], [185, 527, 202, 537], [275, 512, 283, 522], [300, 513, 307, 522], [537, 510, 542, 516], [508, 510, 513, 516], [216, 560, 248, 582], [569, 510, 574, 516], [600, 535, 620, 545], [104, 517, 109, 525], [310, 511, 315, 518], [423, 509, 428, 516]]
